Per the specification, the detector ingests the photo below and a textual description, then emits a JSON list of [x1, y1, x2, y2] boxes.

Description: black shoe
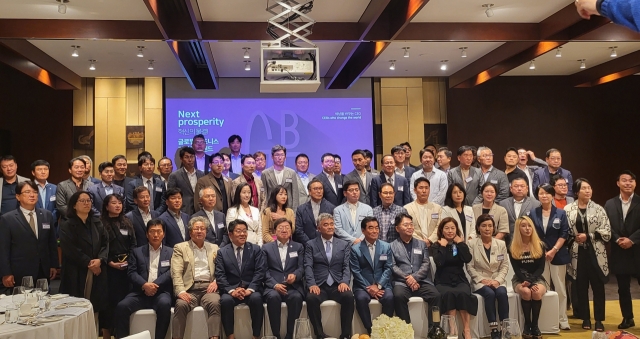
[[582, 320, 592, 330], [595, 321, 605, 332], [490, 328, 501, 339], [619, 318, 635, 329], [531, 325, 542, 337], [523, 326, 532, 339]]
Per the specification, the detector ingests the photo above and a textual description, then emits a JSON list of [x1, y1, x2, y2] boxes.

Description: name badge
[[260, 187, 265, 192], [155, 187, 163, 192], [285, 178, 293, 183], [49, 196, 56, 202], [160, 260, 170, 267], [553, 218, 560, 224], [337, 184, 343, 188], [497, 254, 504, 261], [398, 186, 404, 191], [465, 177, 473, 183], [526, 211, 530, 216], [490, 180, 498, 184], [379, 254, 388, 261], [431, 213, 439, 219], [289, 252, 298, 258], [217, 223, 224, 229], [412, 248, 422, 255], [43, 223, 51, 229], [465, 214, 473, 222], [120, 229, 128, 235]]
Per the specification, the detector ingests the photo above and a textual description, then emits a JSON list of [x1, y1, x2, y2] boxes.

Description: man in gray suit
[[168, 147, 204, 216], [0, 155, 29, 216], [498, 177, 541, 244], [87, 162, 124, 215], [261, 145, 304, 211], [474, 146, 510, 204], [56, 157, 94, 219], [447, 146, 481, 205], [390, 212, 441, 326], [344, 150, 373, 206], [333, 180, 373, 244], [304, 213, 354, 339]]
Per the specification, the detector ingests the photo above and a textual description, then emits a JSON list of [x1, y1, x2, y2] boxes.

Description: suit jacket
[[115, 177, 136, 212], [171, 240, 219, 295], [194, 154, 212, 174], [191, 209, 230, 247], [36, 182, 58, 228], [404, 201, 442, 243], [316, 171, 344, 207], [194, 173, 233, 214], [126, 177, 167, 214], [215, 242, 266, 293], [168, 168, 204, 215], [87, 183, 125, 216], [158, 211, 191, 247], [369, 173, 412, 208], [225, 205, 262, 246], [398, 166, 416, 182], [333, 202, 374, 242], [297, 172, 315, 204], [475, 167, 510, 204], [293, 198, 336, 244], [447, 166, 481, 206], [499, 197, 541, 236], [390, 237, 433, 285], [231, 173, 267, 210], [128, 244, 173, 294], [472, 203, 509, 236], [350, 239, 393, 291], [530, 206, 570, 265], [125, 209, 160, 248], [344, 170, 374, 205], [565, 200, 611, 280], [0, 208, 58, 284], [261, 166, 304, 211], [262, 240, 305, 296], [533, 167, 574, 198], [466, 237, 509, 291], [440, 206, 477, 242], [304, 236, 351, 286], [56, 178, 94, 218], [604, 194, 640, 275]]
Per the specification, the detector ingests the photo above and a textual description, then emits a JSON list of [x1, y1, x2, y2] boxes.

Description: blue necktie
[[325, 241, 334, 286]]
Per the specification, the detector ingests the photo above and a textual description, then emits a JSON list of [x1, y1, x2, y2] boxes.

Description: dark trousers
[[114, 291, 172, 339], [264, 288, 304, 339], [474, 286, 509, 323], [220, 291, 264, 337], [306, 283, 354, 337], [617, 274, 638, 319], [393, 283, 441, 325], [354, 288, 394, 334], [576, 255, 606, 321]]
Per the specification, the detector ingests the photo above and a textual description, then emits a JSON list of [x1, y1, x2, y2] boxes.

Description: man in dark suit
[[87, 161, 125, 215], [0, 181, 58, 294], [127, 155, 167, 214], [447, 146, 482, 205], [344, 150, 374, 205], [114, 219, 173, 339], [604, 170, 640, 329], [31, 160, 58, 233], [304, 213, 354, 339], [369, 155, 411, 208], [316, 153, 344, 207], [56, 157, 94, 219], [390, 212, 441, 326], [195, 153, 233, 214], [263, 218, 305, 339], [125, 186, 160, 247], [294, 179, 336, 244], [112, 155, 135, 208], [169, 147, 205, 216], [192, 134, 212, 174], [532, 148, 574, 197], [350, 216, 394, 335], [158, 188, 191, 247], [392, 145, 416, 181], [191, 186, 229, 247], [228, 134, 246, 175], [499, 177, 541, 245], [215, 219, 266, 339]]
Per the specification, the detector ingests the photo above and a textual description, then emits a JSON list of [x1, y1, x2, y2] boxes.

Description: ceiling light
[[89, 59, 96, 71], [71, 45, 79, 57], [56, 0, 69, 14], [555, 47, 562, 58], [482, 4, 494, 17], [403, 47, 410, 58], [244, 61, 251, 71], [610, 46, 618, 57], [137, 46, 145, 58], [460, 47, 468, 58], [440, 60, 448, 71], [529, 60, 536, 70], [389, 60, 396, 70], [243, 47, 250, 59], [147, 60, 154, 70], [579, 59, 586, 69]]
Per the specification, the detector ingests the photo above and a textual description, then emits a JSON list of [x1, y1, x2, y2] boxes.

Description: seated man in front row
[[115, 219, 173, 339], [350, 216, 395, 335], [390, 212, 441, 327], [215, 219, 266, 339], [304, 213, 354, 339], [171, 216, 221, 339]]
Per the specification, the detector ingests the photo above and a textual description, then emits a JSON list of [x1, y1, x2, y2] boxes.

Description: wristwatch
[[376, 283, 383, 290]]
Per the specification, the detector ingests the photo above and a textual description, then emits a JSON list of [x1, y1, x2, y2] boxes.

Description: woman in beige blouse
[[472, 182, 509, 239], [261, 184, 295, 243]]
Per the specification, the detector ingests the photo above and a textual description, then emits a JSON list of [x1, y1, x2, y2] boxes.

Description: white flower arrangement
[[370, 314, 414, 339]]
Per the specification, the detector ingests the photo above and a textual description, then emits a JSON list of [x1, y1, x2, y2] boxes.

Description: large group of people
[[0, 134, 637, 339]]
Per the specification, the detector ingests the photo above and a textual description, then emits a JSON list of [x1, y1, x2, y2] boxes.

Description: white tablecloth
[[0, 296, 97, 339]]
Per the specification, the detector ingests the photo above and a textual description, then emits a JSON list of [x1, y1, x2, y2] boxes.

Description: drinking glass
[[21, 276, 34, 293], [12, 286, 25, 308], [36, 279, 49, 297], [26, 291, 38, 306], [441, 314, 458, 339], [501, 318, 522, 339], [292, 318, 313, 339], [5, 306, 18, 324], [39, 295, 51, 313]]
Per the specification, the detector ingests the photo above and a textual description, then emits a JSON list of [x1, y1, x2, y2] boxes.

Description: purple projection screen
[[164, 97, 373, 172]]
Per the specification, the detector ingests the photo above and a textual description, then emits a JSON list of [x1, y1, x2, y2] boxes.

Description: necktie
[[387, 176, 393, 186], [28, 212, 37, 236], [369, 243, 375, 260], [146, 180, 154, 208], [325, 241, 334, 285], [236, 246, 243, 269]]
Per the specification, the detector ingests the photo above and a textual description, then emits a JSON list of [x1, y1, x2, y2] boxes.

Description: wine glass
[[36, 279, 49, 298], [12, 286, 26, 308], [441, 314, 458, 339], [501, 318, 521, 339], [21, 276, 34, 293], [292, 318, 313, 339]]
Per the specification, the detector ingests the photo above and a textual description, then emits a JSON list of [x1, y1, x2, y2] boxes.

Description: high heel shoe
[[595, 321, 605, 332]]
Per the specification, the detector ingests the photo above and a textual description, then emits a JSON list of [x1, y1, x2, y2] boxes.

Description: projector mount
[[266, 0, 316, 47]]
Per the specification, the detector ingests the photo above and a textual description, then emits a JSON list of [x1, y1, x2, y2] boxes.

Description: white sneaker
[[560, 322, 571, 330]]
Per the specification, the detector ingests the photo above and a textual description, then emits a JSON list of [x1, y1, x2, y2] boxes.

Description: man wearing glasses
[[333, 180, 373, 244], [550, 176, 574, 209], [192, 134, 212, 174], [195, 153, 232, 214]]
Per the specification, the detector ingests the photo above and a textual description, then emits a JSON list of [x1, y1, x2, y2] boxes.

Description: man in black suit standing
[[0, 181, 58, 293], [263, 218, 305, 339], [369, 155, 412, 208], [114, 219, 173, 339], [228, 135, 245, 175], [158, 188, 191, 247], [169, 147, 204, 216], [215, 219, 266, 339], [125, 186, 160, 247], [193, 134, 212, 174], [127, 155, 167, 214], [294, 179, 336, 244], [316, 153, 344, 207], [87, 161, 125, 215], [304, 212, 354, 339], [392, 145, 416, 181], [191, 186, 229, 247], [112, 155, 135, 208]]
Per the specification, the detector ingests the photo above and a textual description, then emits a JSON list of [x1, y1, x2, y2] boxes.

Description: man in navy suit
[[31, 160, 58, 233], [350, 216, 394, 335], [304, 213, 354, 339], [112, 155, 135, 209], [0, 181, 58, 294], [294, 179, 336, 244], [263, 218, 305, 339], [114, 219, 173, 339], [193, 134, 212, 174], [158, 188, 191, 247], [532, 148, 574, 197], [369, 155, 411, 207], [191, 186, 229, 247], [316, 153, 344, 207], [215, 220, 266, 339], [127, 155, 167, 214], [87, 162, 125, 215], [125, 186, 160, 247], [392, 145, 416, 181]]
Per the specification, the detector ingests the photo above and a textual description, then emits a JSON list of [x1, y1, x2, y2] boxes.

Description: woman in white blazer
[[440, 183, 476, 242], [472, 182, 509, 239], [467, 214, 510, 339], [225, 182, 262, 246]]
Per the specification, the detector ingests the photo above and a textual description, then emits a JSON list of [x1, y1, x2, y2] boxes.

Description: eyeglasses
[[148, 229, 163, 235], [19, 190, 38, 196], [276, 225, 291, 231], [191, 227, 207, 231], [346, 188, 360, 193], [380, 191, 394, 195], [233, 229, 248, 234], [401, 222, 414, 228], [310, 187, 323, 191], [78, 199, 92, 204], [554, 184, 567, 187], [211, 161, 224, 165]]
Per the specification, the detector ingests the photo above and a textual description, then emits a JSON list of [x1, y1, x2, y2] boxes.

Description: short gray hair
[[188, 216, 210, 231], [198, 186, 217, 198], [477, 146, 492, 156], [316, 213, 333, 227], [79, 155, 93, 167]]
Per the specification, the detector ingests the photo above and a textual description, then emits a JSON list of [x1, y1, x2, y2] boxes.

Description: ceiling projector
[[260, 42, 320, 93]]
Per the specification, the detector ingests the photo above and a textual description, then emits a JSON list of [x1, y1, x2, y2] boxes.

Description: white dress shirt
[[278, 240, 289, 269], [20, 206, 38, 238], [190, 241, 211, 282], [621, 194, 634, 221], [324, 170, 336, 193], [185, 168, 198, 192], [139, 208, 153, 225], [148, 244, 162, 282], [514, 199, 524, 218], [348, 202, 358, 225], [274, 168, 284, 185], [170, 210, 186, 239]]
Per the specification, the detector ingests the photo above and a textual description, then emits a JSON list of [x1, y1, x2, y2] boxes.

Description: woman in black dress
[[99, 194, 136, 339], [431, 217, 478, 339]]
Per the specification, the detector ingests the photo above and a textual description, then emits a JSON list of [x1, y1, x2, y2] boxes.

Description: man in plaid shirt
[[373, 182, 407, 243]]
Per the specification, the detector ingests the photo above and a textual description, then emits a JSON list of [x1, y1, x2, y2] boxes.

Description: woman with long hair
[[225, 182, 262, 246], [472, 182, 509, 239], [261, 184, 295, 243], [441, 183, 476, 242], [509, 216, 547, 339]]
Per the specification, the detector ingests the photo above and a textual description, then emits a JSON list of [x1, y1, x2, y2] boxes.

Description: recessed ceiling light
[[459, 47, 468, 58], [56, 0, 69, 14], [529, 60, 536, 70], [482, 4, 494, 17], [440, 60, 448, 71], [137, 46, 145, 58], [148, 60, 154, 70], [71, 45, 79, 57], [244, 60, 251, 71], [578, 59, 586, 69], [555, 47, 562, 58], [89, 59, 96, 71], [243, 47, 251, 59], [403, 47, 410, 58], [610, 46, 618, 57], [389, 60, 396, 70]]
